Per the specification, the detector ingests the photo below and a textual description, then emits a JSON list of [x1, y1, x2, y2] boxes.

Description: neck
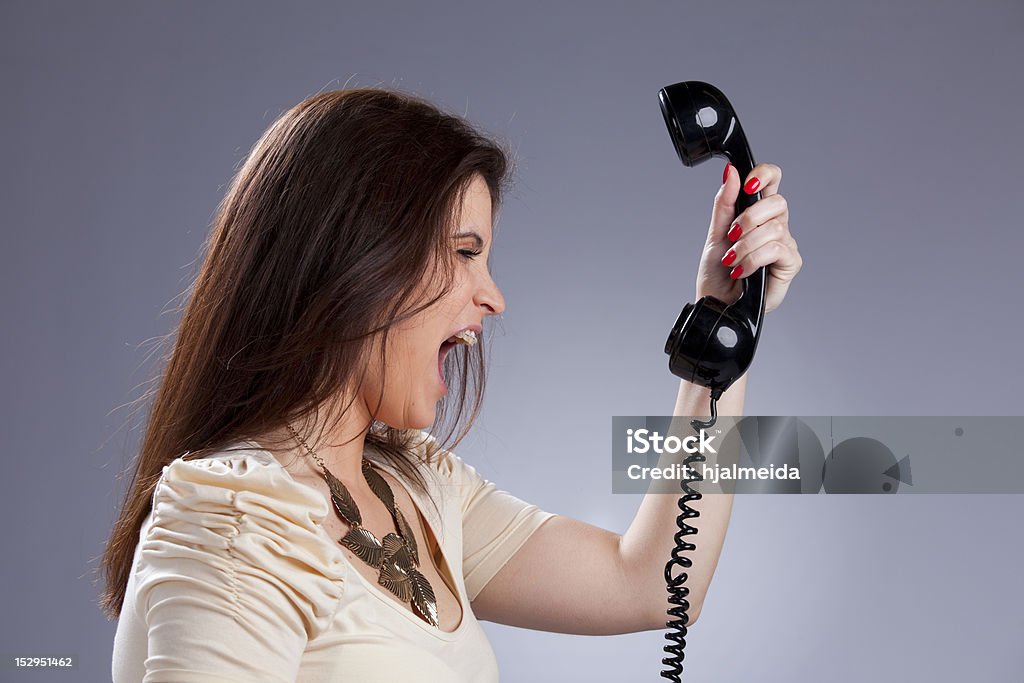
[[253, 393, 376, 491]]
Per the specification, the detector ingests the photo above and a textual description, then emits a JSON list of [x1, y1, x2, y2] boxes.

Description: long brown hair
[[98, 86, 514, 619]]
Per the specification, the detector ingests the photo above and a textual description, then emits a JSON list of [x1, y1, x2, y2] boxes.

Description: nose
[[476, 271, 506, 317]]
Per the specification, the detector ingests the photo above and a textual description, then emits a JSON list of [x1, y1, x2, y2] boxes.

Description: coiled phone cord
[[660, 390, 720, 681]]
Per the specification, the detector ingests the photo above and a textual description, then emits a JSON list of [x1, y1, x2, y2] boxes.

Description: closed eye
[[458, 249, 483, 260]]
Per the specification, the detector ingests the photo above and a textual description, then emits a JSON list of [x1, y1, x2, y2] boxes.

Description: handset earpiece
[[659, 81, 768, 400]]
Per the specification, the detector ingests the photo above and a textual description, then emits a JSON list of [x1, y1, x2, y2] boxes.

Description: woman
[[102, 87, 801, 681]]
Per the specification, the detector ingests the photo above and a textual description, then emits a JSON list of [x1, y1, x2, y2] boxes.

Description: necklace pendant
[[392, 507, 420, 564], [320, 466, 362, 526], [407, 566, 440, 627], [378, 558, 413, 602], [379, 533, 438, 627], [304, 450, 440, 628], [378, 558, 439, 627], [340, 527, 383, 568]]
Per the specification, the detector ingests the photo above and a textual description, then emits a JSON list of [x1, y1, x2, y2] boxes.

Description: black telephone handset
[[661, 81, 767, 405], [656, 81, 768, 681]]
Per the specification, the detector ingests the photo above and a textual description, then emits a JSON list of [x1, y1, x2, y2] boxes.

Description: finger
[[741, 163, 783, 198], [727, 194, 789, 243], [725, 236, 802, 282], [720, 217, 791, 270], [708, 162, 741, 243]]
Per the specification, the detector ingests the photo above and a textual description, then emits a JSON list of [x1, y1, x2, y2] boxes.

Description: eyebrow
[[453, 231, 484, 249]]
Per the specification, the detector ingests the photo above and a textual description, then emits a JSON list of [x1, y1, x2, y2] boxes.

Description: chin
[[397, 401, 438, 431], [410, 415, 434, 431], [397, 407, 434, 431]]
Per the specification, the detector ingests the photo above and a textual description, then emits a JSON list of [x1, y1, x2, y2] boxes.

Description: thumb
[[708, 162, 739, 243]]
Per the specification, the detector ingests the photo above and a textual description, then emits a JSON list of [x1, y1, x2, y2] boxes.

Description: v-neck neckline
[[238, 439, 469, 639]]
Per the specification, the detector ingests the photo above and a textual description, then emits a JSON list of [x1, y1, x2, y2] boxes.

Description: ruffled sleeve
[[419, 432, 557, 603], [133, 450, 346, 683]]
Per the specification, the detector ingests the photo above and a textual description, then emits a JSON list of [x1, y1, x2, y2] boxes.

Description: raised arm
[[471, 162, 800, 635], [471, 375, 744, 634]]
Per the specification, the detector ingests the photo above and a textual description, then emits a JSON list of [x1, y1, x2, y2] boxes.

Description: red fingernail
[[723, 162, 731, 184], [727, 223, 742, 241], [743, 177, 760, 194], [721, 248, 737, 266], [730, 264, 744, 279]]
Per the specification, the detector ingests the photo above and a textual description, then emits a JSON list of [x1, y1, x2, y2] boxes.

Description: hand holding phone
[[697, 162, 794, 313], [660, 81, 801, 399]]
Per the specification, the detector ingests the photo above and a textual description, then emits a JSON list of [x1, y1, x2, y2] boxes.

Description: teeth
[[449, 329, 478, 346]]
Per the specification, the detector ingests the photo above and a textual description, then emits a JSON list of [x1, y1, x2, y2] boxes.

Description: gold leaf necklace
[[285, 422, 438, 628]]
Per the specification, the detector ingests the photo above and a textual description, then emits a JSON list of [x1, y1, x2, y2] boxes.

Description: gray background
[[2, 0, 1022, 680]]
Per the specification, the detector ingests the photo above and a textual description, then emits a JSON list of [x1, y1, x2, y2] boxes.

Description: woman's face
[[361, 174, 506, 429]]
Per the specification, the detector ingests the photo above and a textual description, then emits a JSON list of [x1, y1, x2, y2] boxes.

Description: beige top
[[111, 433, 555, 682]]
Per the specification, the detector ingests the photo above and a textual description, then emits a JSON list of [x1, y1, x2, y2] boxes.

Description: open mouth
[[436, 330, 478, 387]]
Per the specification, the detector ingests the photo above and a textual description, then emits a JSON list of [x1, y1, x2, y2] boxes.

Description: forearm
[[617, 372, 746, 629]]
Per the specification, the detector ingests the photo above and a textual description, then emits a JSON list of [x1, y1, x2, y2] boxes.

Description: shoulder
[[402, 431, 496, 511], [153, 441, 329, 519], [404, 430, 477, 480], [146, 439, 341, 558], [147, 440, 342, 561], [138, 440, 346, 634]]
